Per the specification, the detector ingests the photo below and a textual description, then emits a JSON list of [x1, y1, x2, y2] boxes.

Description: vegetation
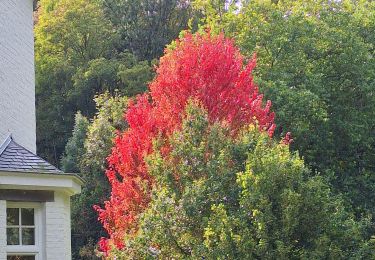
[[35, 0, 375, 258], [198, 0, 375, 221], [94, 32, 276, 254], [101, 0, 200, 60], [35, 0, 153, 166], [112, 102, 373, 259], [61, 93, 127, 259]]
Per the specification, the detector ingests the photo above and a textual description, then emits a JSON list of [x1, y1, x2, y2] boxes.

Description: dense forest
[[34, 0, 375, 259]]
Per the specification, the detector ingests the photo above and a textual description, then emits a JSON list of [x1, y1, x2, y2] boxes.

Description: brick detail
[[0, 0, 36, 153]]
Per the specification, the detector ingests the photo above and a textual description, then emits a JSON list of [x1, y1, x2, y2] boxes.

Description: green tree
[[110, 101, 373, 259], [196, 0, 375, 222], [72, 53, 153, 111], [35, 0, 113, 165], [61, 112, 89, 173], [100, 0, 200, 60], [62, 93, 128, 259], [35, 0, 152, 166]]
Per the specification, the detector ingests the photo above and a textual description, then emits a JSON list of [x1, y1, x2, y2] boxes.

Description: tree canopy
[[36, 0, 375, 258], [35, 0, 153, 166], [110, 101, 373, 259], [94, 32, 277, 252], [197, 0, 375, 224], [61, 93, 128, 259]]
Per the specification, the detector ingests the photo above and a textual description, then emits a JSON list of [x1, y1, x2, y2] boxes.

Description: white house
[[0, 1, 83, 259]]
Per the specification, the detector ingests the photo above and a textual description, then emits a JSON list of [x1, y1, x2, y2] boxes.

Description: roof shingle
[[0, 135, 62, 174]]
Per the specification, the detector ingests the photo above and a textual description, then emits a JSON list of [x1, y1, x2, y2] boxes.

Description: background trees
[[197, 0, 375, 226], [114, 102, 373, 259], [35, 0, 153, 166], [101, 0, 200, 60], [61, 93, 128, 259], [34, 0, 375, 258], [34, 1, 198, 258]]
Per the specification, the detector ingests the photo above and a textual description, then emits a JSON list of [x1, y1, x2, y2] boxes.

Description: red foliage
[[94, 32, 276, 253], [97, 237, 110, 257], [282, 132, 293, 145]]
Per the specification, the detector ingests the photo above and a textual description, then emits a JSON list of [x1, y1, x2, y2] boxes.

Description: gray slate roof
[[0, 135, 62, 174]]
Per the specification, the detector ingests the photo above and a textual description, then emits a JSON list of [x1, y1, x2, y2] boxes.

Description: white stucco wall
[[0, 201, 6, 260], [0, 0, 36, 153], [45, 192, 72, 260]]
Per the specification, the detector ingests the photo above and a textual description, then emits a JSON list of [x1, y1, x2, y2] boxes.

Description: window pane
[[21, 209, 34, 226], [7, 228, 19, 245], [7, 256, 35, 260], [21, 228, 35, 245], [7, 208, 19, 225]]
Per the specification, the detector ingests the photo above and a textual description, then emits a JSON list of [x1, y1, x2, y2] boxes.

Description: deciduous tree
[[196, 0, 375, 225], [101, 0, 200, 60], [35, 0, 152, 166], [112, 102, 372, 259], [62, 93, 128, 259], [95, 32, 276, 253]]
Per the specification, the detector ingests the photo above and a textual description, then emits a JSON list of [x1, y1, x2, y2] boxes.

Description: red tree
[[94, 32, 276, 253]]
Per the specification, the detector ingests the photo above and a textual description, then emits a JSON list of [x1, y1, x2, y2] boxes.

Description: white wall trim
[[0, 171, 83, 196]]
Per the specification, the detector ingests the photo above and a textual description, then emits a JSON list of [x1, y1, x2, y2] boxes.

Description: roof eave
[[0, 170, 83, 195]]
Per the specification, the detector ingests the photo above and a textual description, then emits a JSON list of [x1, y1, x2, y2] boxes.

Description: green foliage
[[100, 0, 200, 60], [196, 0, 375, 221], [71, 53, 153, 114], [80, 92, 128, 176], [62, 93, 128, 259], [111, 101, 373, 259], [35, 0, 153, 166], [36, 0, 114, 64], [61, 112, 89, 173], [35, 0, 375, 257]]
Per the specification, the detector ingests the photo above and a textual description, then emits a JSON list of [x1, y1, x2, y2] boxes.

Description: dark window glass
[[7, 256, 35, 260], [21, 228, 35, 245], [6, 207, 36, 246], [6, 208, 19, 225], [21, 209, 34, 226], [6, 228, 19, 245]]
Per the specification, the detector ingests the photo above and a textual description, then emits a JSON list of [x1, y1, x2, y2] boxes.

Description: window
[[6, 203, 42, 260], [7, 208, 35, 246]]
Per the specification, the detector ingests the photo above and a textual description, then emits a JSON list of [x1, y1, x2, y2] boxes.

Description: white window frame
[[6, 202, 43, 260]]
